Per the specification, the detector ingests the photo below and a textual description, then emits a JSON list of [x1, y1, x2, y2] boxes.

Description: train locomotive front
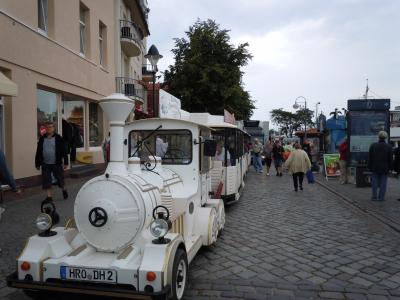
[[7, 93, 225, 300]]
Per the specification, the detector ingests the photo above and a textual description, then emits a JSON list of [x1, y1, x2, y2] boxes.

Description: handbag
[[306, 170, 315, 183]]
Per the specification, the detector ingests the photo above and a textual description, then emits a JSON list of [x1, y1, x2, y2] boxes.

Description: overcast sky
[[147, 0, 400, 123]]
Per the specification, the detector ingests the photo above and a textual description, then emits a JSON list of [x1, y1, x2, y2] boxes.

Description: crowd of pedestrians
[[250, 130, 400, 198]]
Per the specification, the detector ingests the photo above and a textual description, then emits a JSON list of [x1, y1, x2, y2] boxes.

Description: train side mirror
[[204, 139, 217, 156]]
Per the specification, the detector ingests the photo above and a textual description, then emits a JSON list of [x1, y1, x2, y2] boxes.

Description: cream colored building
[[0, 0, 149, 183]]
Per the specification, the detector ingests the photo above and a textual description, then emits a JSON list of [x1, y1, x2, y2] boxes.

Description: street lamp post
[[315, 101, 321, 124], [293, 96, 308, 141], [145, 45, 163, 117]]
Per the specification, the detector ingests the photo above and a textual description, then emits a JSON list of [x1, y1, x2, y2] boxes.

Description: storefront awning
[[0, 71, 18, 97]]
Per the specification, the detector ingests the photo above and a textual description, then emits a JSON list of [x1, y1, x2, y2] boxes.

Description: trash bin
[[355, 166, 371, 187]]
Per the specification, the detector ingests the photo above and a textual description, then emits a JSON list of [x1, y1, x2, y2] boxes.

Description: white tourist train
[[7, 93, 226, 300]]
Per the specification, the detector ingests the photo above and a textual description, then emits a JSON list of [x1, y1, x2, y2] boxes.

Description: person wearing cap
[[368, 131, 393, 201]]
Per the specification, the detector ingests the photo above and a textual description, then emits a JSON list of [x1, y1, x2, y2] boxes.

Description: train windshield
[[129, 129, 192, 165]]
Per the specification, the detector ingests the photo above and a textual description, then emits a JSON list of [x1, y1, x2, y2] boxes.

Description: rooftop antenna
[[363, 78, 369, 99]]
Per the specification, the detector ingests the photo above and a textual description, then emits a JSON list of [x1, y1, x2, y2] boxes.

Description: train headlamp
[[37, 199, 59, 237], [151, 205, 172, 244], [150, 219, 169, 238], [36, 213, 52, 231]]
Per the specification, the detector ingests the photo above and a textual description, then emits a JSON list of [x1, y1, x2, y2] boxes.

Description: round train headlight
[[36, 213, 52, 231], [150, 219, 169, 238]]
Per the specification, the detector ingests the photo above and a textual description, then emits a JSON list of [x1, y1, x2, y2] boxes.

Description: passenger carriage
[[7, 94, 225, 300], [190, 113, 250, 204]]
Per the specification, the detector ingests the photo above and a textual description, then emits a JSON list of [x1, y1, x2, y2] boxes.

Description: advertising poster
[[323, 154, 341, 177]]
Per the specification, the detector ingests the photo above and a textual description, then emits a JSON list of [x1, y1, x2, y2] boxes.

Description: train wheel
[[171, 249, 188, 300], [218, 202, 225, 236]]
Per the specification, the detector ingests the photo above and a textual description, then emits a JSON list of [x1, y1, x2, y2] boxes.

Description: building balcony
[[120, 20, 144, 57], [115, 77, 145, 103]]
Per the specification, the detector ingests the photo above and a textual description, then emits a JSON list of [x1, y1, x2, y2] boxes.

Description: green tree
[[295, 108, 315, 131], [270, 108, 314, 137], [163, 19, 255, 120], [270, 108, 298, 137]]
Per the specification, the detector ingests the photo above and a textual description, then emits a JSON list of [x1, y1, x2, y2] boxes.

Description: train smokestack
[[99, 93, 135, 175]]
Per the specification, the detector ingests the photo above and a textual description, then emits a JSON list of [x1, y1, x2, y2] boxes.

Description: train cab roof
[[190, 113, 237, 129], [126, 117, 213, 131]]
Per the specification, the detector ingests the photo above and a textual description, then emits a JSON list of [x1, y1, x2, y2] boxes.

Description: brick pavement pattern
[[1, 171, 400, 299], [316, 174, 400, 232]]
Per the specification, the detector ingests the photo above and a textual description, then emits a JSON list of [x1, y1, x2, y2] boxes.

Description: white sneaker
[[267, 173, 270, 176]]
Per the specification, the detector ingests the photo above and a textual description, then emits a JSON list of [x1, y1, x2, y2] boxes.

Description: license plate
[[60, 266, 117, 283]]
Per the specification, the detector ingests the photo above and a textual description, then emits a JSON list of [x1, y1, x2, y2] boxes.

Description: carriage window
[[227, 129, 237, 166], [200, 130, 212, 173], [129, 130, 192, 165], [237, 131, 244, 157], [213, 129, 229, 166]]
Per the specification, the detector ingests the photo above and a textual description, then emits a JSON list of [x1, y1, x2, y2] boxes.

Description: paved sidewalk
[[1, 170, 400, 299], [316, 174, 400, 232]]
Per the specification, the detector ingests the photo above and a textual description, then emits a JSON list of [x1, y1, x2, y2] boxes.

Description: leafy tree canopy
[[270, 108, 314, 137], [163, 19, 255, 120]]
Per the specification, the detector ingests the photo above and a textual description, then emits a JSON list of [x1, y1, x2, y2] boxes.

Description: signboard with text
[[347, 99, 390, 166]]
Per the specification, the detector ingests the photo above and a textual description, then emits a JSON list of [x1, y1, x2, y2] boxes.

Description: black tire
[[171, 248, 188, 300]]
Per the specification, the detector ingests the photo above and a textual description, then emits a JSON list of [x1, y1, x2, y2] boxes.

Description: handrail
[[120, 19, 144, 44]]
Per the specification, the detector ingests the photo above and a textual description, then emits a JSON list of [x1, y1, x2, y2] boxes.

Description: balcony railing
[[116, 77, 145, 101], [120, 20, 144, 56]]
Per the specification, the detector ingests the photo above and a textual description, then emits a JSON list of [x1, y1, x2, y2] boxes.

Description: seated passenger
[[215, 141, 230, 166], [156, 136, 168, 158]]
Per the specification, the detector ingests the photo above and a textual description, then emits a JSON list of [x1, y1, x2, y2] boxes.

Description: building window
[[37, 89, 58, 139], [38, 0, 48, 34], [99, 21, 107, 66], [79, 3, 88, 55], [89, 102, 103, 147], [63, 97, 85, 148]]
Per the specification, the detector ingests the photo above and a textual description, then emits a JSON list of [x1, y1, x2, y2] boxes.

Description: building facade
[[0, 0, 149, 182]]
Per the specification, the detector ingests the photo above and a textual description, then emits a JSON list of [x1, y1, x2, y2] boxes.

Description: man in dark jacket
[[368, 131, 392, 201], [35, 122, 68, 201]]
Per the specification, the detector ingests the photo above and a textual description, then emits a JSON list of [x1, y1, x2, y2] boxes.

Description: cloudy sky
[[147, 0, 400, 123]]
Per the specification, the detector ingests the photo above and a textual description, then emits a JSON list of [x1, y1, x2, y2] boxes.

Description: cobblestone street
[[1, 170, 400, 299]]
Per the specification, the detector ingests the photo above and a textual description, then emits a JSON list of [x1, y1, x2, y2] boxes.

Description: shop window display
[[89, 102, 103, 147], [63, 99, 84, 148], [37, 89, 58, 139]]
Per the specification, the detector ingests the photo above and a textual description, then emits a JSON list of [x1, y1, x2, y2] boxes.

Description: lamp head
[[145, 45, 163, 68]]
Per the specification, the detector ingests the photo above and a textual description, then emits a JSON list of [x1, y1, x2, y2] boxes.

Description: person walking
[[0, 148, 21, 194], [35, 122, 69, 201], [368, 131, 392, 201], [272, 140, 284, 176], [284, 143, 311, 191], [0, 148, 21, 220], [263, 140, 273, 175], [339, 138, 348, 184], [394, 145, 400, 201], [302, 139, 312, 162], [252, 138, 263, 173]]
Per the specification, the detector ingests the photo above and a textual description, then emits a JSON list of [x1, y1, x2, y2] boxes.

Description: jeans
[[292, 172, 304, 190], [0, 149, 18, 191], [339, 160, 348, 183], [253, 155, 263, 172], [371, 173, 388, 200]]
